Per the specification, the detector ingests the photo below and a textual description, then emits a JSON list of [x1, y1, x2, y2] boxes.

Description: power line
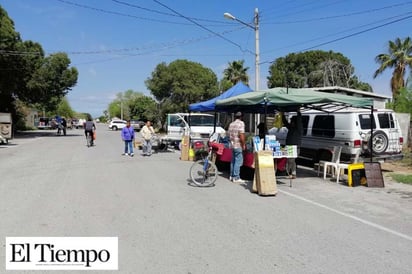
[[56, 0, 192, 26], [110, 0, 227, 24], [0, 26, 244, 58], [260, 12, 412, 64], [151, 0, 254, 55], [5, 1, 409, 69], [56, 0, 230, 27], [261, 11, 412, 56], [299, 13, 412, 52], [262, 0, 346, 21], [0, 50, 42, 56], [263, 1, 412, 24]]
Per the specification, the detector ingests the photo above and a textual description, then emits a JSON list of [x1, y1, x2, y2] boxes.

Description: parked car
[[37, 117, 52, 129], [130, 120, 145, 131], [269, 108, 403, 163], [109, 120, 127, 131], [71, 118, 86, 129], [71, 119, 79, 128]]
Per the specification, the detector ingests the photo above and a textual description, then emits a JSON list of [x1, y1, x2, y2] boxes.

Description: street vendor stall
[[215, 87, 374, 150], [214, 87, 374, 195]]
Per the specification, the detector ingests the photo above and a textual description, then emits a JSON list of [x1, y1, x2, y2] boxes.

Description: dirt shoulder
[[381, 161, 411, 174]]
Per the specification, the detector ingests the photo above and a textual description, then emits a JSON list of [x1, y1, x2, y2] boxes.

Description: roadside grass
[[390, 174, 412, 185], [389, 150, 412, 185]]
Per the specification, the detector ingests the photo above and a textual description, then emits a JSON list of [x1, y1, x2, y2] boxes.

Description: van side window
[[312, 115, 335, 138], [359, 114, 376, 130], [377, 113, 395, 128], [290, 115, 309, 135]]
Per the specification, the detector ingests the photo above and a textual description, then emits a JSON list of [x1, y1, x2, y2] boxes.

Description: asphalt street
[[1, 124, 411, 273]]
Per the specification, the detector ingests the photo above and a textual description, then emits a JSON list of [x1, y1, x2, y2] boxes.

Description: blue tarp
[[189, 82, 252, 112]]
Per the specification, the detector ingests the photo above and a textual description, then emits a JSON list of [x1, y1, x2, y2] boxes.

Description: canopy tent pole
[[263, 99, 268, 149], [370, 106, 374, 163], [213, 112, 217, 134]]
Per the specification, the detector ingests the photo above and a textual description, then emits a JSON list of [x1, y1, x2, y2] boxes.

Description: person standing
[[61, 118, 67, 136], [55, 115, 62, 135], [228, 112, 246, 183], [257, 122, 266, 139], [141, 120, 155, 156], [282, 108, 303, 179], [121, 120, 135, 156]]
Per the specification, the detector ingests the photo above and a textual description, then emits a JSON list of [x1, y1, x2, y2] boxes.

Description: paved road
[[1, 124, 412, 273]]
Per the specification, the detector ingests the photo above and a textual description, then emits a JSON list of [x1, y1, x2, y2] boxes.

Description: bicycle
[[189, 142, 218, 187], [86, 131, 94, 147]]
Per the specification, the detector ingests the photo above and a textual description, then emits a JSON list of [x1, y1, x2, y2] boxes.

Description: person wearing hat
[[228, 111, 246, 183]]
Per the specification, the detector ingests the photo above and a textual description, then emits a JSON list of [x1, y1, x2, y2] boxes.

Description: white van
[[270, 108, 403, 163], [165, 113, 225, 141]]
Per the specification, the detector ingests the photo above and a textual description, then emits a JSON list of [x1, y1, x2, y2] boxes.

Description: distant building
[[26, 109, 39, 128], [311, 86, 390, 109]]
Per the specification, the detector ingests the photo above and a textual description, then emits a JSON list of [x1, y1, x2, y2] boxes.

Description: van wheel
[[371, 130, 388, 155]]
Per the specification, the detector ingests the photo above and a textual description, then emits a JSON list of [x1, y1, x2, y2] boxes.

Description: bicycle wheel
[[189, 159, 218, 187], [86, 134, 92, 147]]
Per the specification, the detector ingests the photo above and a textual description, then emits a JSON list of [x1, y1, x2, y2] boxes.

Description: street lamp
[[224, 8, 260, 130]]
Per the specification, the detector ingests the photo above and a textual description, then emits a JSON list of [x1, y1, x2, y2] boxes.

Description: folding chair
[[316, 146, 342, 180], [335, 149, 362, 183]]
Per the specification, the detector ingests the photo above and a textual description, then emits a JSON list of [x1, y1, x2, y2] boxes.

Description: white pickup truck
[[165, 113, 225, 141]]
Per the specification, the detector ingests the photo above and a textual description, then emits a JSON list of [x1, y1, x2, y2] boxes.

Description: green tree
[[0, 6, 78, 115], [26, 52, 78, 111], [374, 37, 412, 101], [223, 60, 249, 85], [55, 97, 75, 118], [218, 79, 233, 94], [267, 50, 371, 91], [108, 92, 128, 120], [145, 59, 219, 113], [128, 95, 157, 123], [107, 90, 158, 124], [387, 87, 412, 115]]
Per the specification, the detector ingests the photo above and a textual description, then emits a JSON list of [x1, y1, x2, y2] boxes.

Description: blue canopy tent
[[188, 82, 253, 134], [189, 82, 252, 112]]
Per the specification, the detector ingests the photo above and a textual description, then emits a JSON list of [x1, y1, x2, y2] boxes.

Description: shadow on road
[[14, 130, 84, 138], [0, 130, 84, 148]]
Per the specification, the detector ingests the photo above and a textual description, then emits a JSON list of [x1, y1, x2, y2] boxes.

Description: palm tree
[[374, 37, 412, 100], [223, 60, 249, 85]]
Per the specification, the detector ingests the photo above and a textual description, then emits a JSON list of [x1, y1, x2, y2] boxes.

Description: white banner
[[5, 237, 118, 270]]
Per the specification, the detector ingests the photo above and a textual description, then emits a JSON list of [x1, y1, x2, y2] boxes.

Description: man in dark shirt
[[282, 109, 303, 179], [84, 117, 96, 146]]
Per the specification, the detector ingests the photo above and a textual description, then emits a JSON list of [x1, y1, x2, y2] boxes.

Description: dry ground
[[381, 161, 411, 174]]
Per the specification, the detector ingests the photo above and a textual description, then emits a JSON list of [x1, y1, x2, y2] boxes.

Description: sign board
[[363, 162, 385, 188], [252, 151, 277, 196]]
